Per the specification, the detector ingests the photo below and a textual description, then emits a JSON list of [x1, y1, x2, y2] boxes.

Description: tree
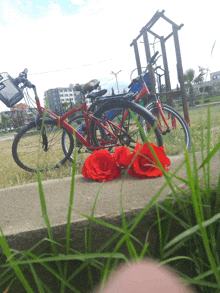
[[10, 111, 25, 130], [123, 88, 128, 94], [61, 102, 70, 113], [1, 114, 12, 131], [184, 69, 204, 106]]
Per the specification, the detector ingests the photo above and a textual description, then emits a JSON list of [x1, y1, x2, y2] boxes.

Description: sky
[[0, 0, 220, 112]]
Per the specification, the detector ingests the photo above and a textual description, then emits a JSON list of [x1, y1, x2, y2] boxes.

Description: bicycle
[[0, 66, 163, 173], [128, 59, 191, 157], [64, 51, 191, 163]]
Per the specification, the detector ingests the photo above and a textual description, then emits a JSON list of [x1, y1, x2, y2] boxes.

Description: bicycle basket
[[128, 72, 152, 93], [0, 72, 24, 107]]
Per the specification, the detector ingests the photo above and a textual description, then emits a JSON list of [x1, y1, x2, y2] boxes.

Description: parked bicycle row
[[0, 51, 191, 173]]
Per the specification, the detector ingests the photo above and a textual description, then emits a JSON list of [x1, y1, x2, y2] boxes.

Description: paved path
[[0, 134, 14, 141], [0, 151, 219, 241]]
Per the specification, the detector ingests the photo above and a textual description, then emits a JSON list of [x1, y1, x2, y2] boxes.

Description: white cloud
[[70, 0, 86, 5], [0, 0, 220, 113]]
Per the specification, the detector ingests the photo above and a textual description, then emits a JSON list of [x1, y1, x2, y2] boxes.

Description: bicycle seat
[[87, 89, 107, 100], [83, 79, 100, 93], [73, 79, 100, 94]]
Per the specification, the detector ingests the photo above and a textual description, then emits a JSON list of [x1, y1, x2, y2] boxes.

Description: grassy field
[[1, 105, 220, 292], [179, 104, 220, 151], [0, 104, 220, 189]]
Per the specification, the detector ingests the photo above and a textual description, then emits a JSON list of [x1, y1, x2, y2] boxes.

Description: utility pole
[[111, 70, 121, 94]]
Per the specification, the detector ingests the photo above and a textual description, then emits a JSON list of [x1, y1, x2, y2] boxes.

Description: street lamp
[[111, 70, 121, 94]]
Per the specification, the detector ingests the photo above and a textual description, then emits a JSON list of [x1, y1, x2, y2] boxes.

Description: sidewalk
[[0, 151, 219, 251]]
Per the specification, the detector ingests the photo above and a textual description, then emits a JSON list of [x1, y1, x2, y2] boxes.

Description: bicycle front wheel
[[12, 119, 74, 172], [62, 114, 106, 163], [146, 103, 191, 156], [90, 101, 163, 151]]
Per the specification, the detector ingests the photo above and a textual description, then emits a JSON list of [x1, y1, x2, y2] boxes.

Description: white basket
[[0, 72, 24, 108]]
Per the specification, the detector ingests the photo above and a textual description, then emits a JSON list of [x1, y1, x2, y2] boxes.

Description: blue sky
[[0, 0, 83, 22], [0, 0, 220, 111]]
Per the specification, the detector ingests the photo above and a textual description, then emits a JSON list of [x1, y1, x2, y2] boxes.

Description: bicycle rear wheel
[[146, 103, 191, 156], [12, 119, 74, 172], [90, 101, 163, 150]]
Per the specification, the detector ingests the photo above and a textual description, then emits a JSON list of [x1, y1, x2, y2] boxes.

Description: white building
[[58, 87, 76, 104], [44, 86, 82, 115], [192, 70, 220, 94]]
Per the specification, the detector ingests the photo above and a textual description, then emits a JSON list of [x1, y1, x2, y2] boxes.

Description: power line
[[100, 76, 116, 86], [29, 53, 133, 76]]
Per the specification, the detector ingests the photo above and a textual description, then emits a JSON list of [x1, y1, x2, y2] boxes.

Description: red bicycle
[[0, 63, 163, 172], [64, 52, 191, 163]]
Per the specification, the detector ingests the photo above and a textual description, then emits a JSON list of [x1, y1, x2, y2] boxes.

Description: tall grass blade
[[61, 130, 77, 293], [120, 174, 138, 259], [0, 226, 34, 293], [129, 109, 177, 197], [66, 130, 77, 254], [159, 256, 194, 266], [36, 170, 56, 254], [198, 140, 220, 169], [139, 242, 150, 261], [28, 263, 44, 293], [156, 203, 163, 259], [164, 212, 220, 249]]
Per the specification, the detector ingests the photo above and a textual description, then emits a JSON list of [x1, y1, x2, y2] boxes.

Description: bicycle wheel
[[90, 101, 163, 151], [146, 103, 191, 156], [62, 115, 106, 163], [12, 119, 74, 172]]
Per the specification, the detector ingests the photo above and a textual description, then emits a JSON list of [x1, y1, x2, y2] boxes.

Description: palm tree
[[184, 69, 204, 106]]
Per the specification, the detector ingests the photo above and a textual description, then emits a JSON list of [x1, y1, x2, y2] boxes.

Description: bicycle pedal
[[85, 148, 93, 154]]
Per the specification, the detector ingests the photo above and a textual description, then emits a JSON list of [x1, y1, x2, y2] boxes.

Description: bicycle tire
[[62, 114, 106, 163], [146, 103, 191, 156], [12, 119, 74, 172], [90, 101, 163, 151]]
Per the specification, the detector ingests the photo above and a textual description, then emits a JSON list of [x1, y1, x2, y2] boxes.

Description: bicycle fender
[[93, 94, 135, 106], [145, 101, 157, 110], [132, 102, 158, 125]]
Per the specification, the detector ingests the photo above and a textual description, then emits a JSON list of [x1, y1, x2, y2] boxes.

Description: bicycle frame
[[131, 76, 171, 132], [34, 88, 123, 150], [32, 50, 171, 151]]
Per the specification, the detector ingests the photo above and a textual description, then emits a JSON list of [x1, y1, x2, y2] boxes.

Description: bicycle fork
[[156, 102, 173, 134]]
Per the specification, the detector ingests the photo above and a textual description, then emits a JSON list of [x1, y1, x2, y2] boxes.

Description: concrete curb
[[0, 151, 219, 252]]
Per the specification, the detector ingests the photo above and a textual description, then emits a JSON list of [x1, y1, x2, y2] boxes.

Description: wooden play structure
[[130, 10, 190, 125]]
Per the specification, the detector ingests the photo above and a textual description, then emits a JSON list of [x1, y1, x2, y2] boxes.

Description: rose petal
[[128, 142, 170, 179], [82, 149, 121, 181]]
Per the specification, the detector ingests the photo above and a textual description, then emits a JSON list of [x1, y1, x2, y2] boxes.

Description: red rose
[[127, 142, 171, 179], [82, 149, 121, 182], [112, 146, 132, 168]]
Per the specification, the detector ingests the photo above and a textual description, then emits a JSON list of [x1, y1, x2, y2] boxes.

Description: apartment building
[[44, 86, 83, 115], [0, 103, 37, 128]]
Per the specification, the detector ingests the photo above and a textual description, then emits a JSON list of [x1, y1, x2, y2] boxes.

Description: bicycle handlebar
[[128, 51, 159, 88], [128, 77, 140, 89], [149, 51, 159, 64], [14, 68, 35, 89]]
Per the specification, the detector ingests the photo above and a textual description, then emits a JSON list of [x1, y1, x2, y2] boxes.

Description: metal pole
[[160, 36, 173, 107], [111, 70, 121, 94], [142, 30, 156, 93], [172, 25, 190, 125], [132, 40, 142, 75]]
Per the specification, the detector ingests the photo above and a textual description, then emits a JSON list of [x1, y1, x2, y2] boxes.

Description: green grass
[[179, 105, 220, 153], [0, 105, 220, 292], [197, 95, 220, 104], [0, 104, 219, 189]]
